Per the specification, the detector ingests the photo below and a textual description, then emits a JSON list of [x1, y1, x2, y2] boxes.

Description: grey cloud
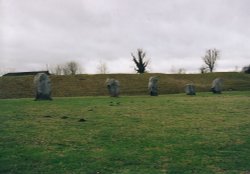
[[1, 0, 249, 73]]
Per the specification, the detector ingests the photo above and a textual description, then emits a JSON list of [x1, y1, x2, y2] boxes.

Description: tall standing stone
[[211, 78, 223, 94], [34, 73, 52, 100], [185, 84, 196, 95], [105, 78, 120, 97], [148, 76, 158, 96]]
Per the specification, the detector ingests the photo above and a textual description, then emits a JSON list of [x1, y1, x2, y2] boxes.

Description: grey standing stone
[[34, 73, 52, 100], [185, 84, 196, 95], [211, 78, 223, 94], [148, 76, 158, 96], [105, 78, 120, 97]]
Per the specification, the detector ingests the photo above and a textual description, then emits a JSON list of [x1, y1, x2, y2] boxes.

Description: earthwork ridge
[[0, 72, 249, 99]]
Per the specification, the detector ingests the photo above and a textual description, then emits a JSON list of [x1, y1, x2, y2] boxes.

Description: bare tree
[[49, 65, 63, 75], [49, 64, 65, 75], [199, 65, 208, 74], [202, 49, 219, 72], [178, 68, 186, 74], [63, 61, 82, 75], [97, 61, 109, 74], [170, 66, 186, 74], [54, 65, 63, 75], [50, 61, 82, 75], [242, 65, 250, 74], [131, 49, 150, 74]]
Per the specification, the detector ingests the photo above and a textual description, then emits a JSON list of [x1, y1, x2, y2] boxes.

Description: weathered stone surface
[[211, 78, 223, 94], [148, 76, 158, 96], [105, 78, 120, 97], [185, 84, 196, 95], [34, 73, 52, 100]]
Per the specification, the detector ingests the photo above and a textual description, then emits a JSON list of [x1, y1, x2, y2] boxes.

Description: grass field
[[0, 91, 250, 173]]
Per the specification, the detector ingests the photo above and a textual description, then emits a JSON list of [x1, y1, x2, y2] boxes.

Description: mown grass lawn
[[0, 91, 250, 174]]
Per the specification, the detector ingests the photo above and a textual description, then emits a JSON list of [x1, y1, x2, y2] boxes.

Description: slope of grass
[[0, 72, 250, 99], [0, 91, 250, 173]]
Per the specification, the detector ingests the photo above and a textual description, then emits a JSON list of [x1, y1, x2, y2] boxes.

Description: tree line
[[49, 60, 108, 75], [131, 48, 248, 74], [47, 48, 248, 75]]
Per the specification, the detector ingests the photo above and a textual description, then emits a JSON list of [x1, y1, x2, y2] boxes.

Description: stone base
[[35, 93, 53, 100]]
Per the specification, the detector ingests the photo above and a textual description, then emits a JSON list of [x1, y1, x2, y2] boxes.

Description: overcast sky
[[1, 0, 250, 74]]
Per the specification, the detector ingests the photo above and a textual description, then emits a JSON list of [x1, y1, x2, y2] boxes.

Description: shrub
[[242, 65, 250, 74]]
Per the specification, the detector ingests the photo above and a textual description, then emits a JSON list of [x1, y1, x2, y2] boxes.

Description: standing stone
[[148, 76, 158, 96], [185, 84, 196, 95], [34, 73, 52, 100], [211, 78, 223, 94], [105, 78, 120, 97]]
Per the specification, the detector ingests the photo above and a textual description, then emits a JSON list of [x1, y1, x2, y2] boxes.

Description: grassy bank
[[0, 91, 250, 173], [0, 72, 250, 99]]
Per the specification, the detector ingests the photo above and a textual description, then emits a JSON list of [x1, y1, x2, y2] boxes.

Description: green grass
[[0, 91, 250, 173], [1, 72, 250, 99]]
